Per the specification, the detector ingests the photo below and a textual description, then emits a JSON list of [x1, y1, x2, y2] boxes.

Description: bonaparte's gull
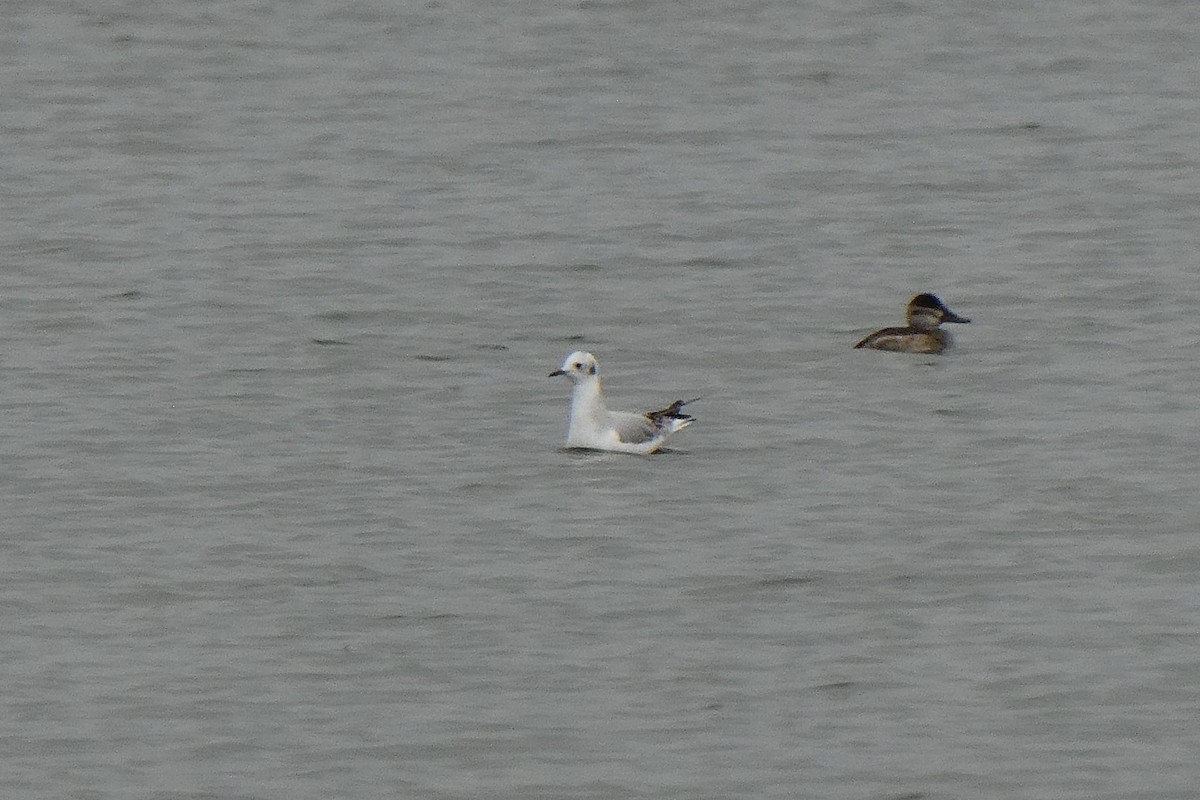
[[549, 350, 695, 454]]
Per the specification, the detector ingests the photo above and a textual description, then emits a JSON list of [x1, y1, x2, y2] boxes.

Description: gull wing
[[610, 410, 660, 444]]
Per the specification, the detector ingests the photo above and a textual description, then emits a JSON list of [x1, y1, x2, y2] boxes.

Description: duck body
[[852, 326, 955, 354]]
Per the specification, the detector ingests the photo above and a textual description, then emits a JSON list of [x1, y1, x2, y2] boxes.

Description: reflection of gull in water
[[549, 350, 696, 454]]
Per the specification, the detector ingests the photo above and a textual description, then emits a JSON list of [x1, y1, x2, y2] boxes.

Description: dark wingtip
[[661, 399, 689, 417], [648, 397, 698, 422]]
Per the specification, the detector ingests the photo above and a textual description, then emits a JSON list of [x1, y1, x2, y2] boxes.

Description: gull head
[[549, 350, 599, 383]]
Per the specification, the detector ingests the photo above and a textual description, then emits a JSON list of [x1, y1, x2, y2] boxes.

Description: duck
[[853, 293, 970, 354]]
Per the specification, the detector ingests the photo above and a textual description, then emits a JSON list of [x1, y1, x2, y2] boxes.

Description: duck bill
[[944, 310, 971, 324], [548, 369, 566, 377]]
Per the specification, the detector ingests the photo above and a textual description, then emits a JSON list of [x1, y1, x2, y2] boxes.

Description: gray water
[[4, 1, 1200, 798]]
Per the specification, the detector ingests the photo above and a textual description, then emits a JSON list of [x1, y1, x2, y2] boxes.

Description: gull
[[549, 350, 696, 454]]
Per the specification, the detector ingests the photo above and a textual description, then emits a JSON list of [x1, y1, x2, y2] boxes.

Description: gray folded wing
[[609, 410, 660, 444]]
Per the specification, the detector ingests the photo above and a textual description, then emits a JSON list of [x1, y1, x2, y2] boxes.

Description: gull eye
[[573, 362, 582, 370]]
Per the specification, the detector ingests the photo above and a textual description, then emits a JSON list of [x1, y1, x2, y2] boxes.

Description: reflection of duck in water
[[853, 293, 971, 354]]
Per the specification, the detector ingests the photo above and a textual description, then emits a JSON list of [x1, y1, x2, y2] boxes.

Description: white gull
[[549, 350, 696, 454]]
